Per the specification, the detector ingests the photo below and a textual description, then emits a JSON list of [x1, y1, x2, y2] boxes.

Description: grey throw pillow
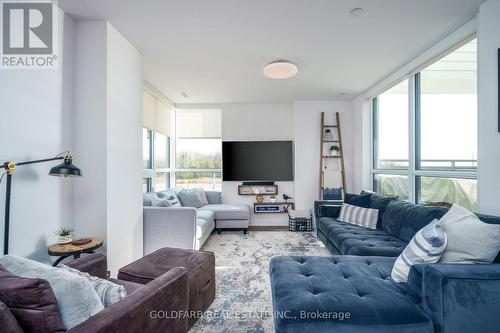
[[177, 189, 205, 208], [0, 255, 104, 330], [438, 204, 500, 264], [197, 188, 209, 205], [143, 192, 159, 206], [157, 190, 182, 207], [58, 264, 126, 307], [151, 197, 171, 207]]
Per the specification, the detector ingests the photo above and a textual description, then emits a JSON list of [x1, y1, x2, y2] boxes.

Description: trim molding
[[248, 226, 289, 231], [143, 80, 176, 108]]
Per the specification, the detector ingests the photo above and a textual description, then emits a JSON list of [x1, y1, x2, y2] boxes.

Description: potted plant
[[55, 227, 74, 244], [269, 195, 277, 203], [330, 145, 340, 156]]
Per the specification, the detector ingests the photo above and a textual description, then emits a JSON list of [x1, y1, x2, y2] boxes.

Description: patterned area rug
[[191, 231, 330, 333]]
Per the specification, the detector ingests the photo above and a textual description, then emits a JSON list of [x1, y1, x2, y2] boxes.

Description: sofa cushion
[[344, 192, 371, 208], [205, 191, 222, 204], [157, 190, 182, 207], [58, 264, 127, 307], [338, 203, 379, 229], [270, 255, 433, 333], [0, 265, 65, 333], [143, 192, 159, 206], [317, 217, 407, 257], [0, 255, 104, 330], [150, 196, 171, 207], [382, 200, 448, 243], [178, 189, 205, 208], [476, 213, 500, 263], [200, 204, 250, 220], [106, 278, 143, 294], [197, 218, 215, 239], [196, 209, 215, 222], [362, 190, 399, 228], [391, 219, 447, 283], [439, 204, 500, 264]]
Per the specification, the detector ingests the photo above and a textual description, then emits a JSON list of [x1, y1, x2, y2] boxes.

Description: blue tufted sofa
[[269, 197, 500, 333]]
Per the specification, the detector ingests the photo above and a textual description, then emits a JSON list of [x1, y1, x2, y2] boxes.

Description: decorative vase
[[58, 235, 73, 244]]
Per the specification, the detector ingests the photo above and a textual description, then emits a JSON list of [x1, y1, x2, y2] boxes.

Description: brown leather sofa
[[0, 249, 215, 333]]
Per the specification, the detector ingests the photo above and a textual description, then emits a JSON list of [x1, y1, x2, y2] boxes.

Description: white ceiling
[[59, 0, 483, 104]]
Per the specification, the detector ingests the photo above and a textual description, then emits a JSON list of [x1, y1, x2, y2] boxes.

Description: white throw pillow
[[438, 204, 500, 264], [338, 203, 379, 229], [391, 219, 447, 283], [0, 255, 103, 329], [58, 264, 126, 307]]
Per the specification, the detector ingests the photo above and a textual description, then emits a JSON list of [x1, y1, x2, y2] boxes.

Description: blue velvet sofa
[[269, 196, 500, 333]]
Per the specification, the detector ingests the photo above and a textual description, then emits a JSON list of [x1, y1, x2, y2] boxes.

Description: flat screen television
[[222, 141, 293, 181]]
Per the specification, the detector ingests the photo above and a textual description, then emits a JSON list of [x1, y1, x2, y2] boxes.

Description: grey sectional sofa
[[143, 190, 249, 254]]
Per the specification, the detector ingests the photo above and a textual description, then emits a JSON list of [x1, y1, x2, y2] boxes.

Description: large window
[[175, 109, 222, 191], [418, 39, 477, 171], [373, 80, 409, 169], [372, 38, 477, 210]]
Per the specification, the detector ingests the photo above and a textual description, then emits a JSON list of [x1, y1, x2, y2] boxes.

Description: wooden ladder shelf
[[319, 112, 347, 199]]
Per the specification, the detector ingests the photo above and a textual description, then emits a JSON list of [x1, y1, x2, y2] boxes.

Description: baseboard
[[248, 226, 289, 231]]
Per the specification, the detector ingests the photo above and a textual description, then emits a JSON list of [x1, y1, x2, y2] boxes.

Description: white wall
[[0, 11, 75, 262], [294, 101, 354, 211], [222, 104, 294, 141], [72, 21, 108, 245], [477, 0, 500, 215], [220, 104, 295, 226], [216, 102, 355, 226], [72, 21, 143, 274], [106, 24, 143, 273]]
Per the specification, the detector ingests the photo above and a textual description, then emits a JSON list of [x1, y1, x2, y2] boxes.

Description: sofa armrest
[[64, 253, 108, 278], [205, 191, 222, 204], [314, 200, 343, 219], [143, 207, 197, 254], [68, 267, 189, 333], [0, 302, 23, 333], [415, 263, 500, 333]]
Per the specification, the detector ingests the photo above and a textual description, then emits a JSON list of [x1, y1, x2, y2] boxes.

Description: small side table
[[48, 237, 103, 266]]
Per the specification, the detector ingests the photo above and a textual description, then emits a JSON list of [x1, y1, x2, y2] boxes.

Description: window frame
[[371, 37, 478, 207], [143, 127, 173, 192]]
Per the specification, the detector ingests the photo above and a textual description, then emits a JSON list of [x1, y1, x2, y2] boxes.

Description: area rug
[[191, 231, 330, 333]]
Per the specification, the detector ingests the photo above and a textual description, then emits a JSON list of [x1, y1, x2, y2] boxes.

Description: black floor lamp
[[1, 152, 82, 255]]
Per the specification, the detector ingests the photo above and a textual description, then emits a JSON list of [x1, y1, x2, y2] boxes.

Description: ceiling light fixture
[[350, 8, 364, 16], [263, 61, 298, 79]]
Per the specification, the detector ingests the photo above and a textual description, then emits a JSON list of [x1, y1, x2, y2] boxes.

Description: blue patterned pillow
[[391, 219, 447, 283]]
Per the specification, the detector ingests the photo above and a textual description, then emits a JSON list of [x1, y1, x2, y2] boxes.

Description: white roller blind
[[143, 90, 173, 136], [176, 109, 222, 138], [143, 91, 156, 130]]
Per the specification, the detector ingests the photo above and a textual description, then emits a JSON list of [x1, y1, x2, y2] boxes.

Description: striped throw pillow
[[391, 219, 447, 283], [338, 203, 379, 229], [58, 264, 126, 307]]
